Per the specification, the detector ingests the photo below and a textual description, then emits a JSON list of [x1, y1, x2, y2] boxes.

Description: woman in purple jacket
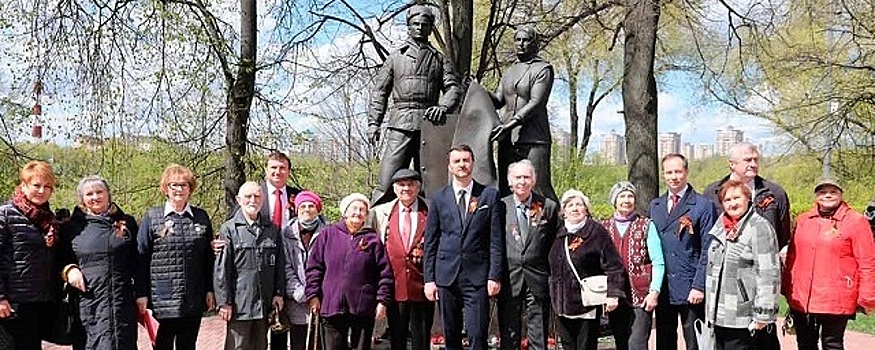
[[305, 193, 394, 350]]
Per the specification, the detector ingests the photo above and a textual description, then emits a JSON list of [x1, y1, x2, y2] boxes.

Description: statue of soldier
[[368, 4, 462, 203], [490, 26, 557, 202]]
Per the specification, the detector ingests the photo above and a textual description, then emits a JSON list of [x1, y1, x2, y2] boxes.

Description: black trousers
[[496, 286, 550, 350], [155, 316, 202, 350], [655, 302, 704, 350], [556, 313, 601, 350], [225, 319, 268, 350], [322, 314, 376, 350], [713, 324, 780, 350], [791, 311, 850, 350], [271, 324, 309, 350], [608, 302, 653, 350], [374, 128, 421, 201], [1, 301, 53, 350], [387, 300, 435, 350], [438, 283, 490, 350], [714, 325, 754, 350]]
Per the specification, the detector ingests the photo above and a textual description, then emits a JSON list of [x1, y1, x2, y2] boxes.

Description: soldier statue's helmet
[[407, 4, 436, 24]]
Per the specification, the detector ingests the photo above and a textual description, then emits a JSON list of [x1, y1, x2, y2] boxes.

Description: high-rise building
[[658, 132, 682, 160], [601, 130, 626, 165], [716, 126, 744, 156], [695, 143, 716, 160], [683, 142, 695, 159]]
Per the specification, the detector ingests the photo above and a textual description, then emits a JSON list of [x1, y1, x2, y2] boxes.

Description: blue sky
[[0, 0, 782, 154]]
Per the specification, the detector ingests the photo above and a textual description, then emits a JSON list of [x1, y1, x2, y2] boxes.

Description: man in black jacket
[[215, 181, 285, 350]]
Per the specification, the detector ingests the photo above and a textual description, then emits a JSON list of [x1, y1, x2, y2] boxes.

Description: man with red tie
[[648, 153, 717, 350], [260, 151, 302, 350], [260, 151, 301, 231], [368, 169, 434, 350]]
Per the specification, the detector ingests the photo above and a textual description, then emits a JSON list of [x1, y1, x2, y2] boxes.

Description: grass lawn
[[778, 297, 875, 335]]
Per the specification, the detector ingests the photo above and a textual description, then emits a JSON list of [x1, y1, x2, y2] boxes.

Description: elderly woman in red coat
[[783, 179, 875, 350]]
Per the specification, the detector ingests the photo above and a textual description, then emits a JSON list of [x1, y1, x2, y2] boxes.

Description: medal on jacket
[[512, 225, 521, 242], [114, 220, 130, 239]]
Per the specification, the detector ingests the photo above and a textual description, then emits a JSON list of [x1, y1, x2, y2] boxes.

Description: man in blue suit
[[648, 153, 717, 350], [424, 144, 505, 350]]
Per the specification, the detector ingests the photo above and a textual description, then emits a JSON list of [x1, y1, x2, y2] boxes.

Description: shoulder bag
[[564, 236, 608, 306]]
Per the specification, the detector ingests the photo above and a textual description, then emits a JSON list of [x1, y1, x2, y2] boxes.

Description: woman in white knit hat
[[548, 189, 625, 350], [303, 193, 394, 350], [600, 181, 665, 350]]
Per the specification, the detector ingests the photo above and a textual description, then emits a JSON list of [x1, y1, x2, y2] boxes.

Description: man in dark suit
[[261, 151, 301, 230], [423, 144, 505, 350], [496, 160, 558, 350], [648, 153, 717, 350], [367, 169, 433, 350], [259, 151, 302, 350]]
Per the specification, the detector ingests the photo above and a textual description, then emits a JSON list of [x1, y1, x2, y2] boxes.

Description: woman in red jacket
[[784, 179, 875, 350]]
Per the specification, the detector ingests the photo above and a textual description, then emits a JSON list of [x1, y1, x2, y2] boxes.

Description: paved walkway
[[43, 316, 875, 349]]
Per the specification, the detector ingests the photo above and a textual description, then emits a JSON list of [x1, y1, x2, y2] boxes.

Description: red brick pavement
[[41, 316, 875, 349]]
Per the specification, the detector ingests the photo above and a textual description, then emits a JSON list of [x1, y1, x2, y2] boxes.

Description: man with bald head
[[215, 181, 285, 350], [704, 142, 791, 249]]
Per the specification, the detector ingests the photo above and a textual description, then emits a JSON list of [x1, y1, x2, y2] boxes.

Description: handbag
[[43, 284, 78, 345], [694, 319, 715, 350], [564, 237, 608, 306]]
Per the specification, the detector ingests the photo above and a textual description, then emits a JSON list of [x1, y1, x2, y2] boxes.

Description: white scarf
[[564, 217, 588, 233]]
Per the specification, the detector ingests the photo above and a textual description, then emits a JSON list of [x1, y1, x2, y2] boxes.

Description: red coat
[[783, 202, 875, 315], [369, 199, 429, 302]]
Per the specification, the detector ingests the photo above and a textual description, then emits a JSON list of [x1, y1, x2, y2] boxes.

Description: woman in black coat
[[548, 189, 625, 350], [0, 161, 64, 349], [60, 176, 140, 350]]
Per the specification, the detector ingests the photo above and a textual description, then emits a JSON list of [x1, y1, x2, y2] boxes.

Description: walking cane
[[306, 309, 321, 350], [306, 311, 313, 350]]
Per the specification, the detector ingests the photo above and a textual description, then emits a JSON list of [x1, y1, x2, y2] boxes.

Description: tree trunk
[[567, 62, 579, 159], [224, 0, 257, 214], [449, 0, 473, 79], [582, 101, 594, 158], [622, 0, 660, 213]]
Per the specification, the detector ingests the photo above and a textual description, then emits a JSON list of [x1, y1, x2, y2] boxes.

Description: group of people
[[2, 5, 875, 350], [0, 143, 874, 350], [0, 162, 216, 350]]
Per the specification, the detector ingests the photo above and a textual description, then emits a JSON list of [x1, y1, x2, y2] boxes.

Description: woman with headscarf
[[60, 176, 140, 349], [601, 182, 665, 350], [0, 161, 63, 349], [273, 190, 329, 350], [702, 180, 780, 350], [305, 193, 394, 350], [136, 164, 214, 350], [548, 189, 625, 350], [784, 179, 875, 350]]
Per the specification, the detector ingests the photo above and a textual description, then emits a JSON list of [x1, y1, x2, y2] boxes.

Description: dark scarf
[[298, 217, 320, 231], [11, 186, 58, 247], [818, 204, 839, 219]]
